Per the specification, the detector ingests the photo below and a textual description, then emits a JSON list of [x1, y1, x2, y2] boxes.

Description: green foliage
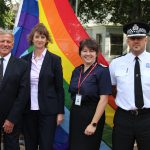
[[70, 0, 150, 25], [110, 0, 150, 24], [0, 0, 15, 29], [78, 0, 112, 24]]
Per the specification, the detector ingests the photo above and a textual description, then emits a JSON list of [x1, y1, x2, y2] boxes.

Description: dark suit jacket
[[22, 50, 64, 115], [0, 55, 28, 124]]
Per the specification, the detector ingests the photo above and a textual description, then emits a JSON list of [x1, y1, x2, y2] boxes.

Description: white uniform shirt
[[30, 49, 46, 110], [109, 51, 150, 110]]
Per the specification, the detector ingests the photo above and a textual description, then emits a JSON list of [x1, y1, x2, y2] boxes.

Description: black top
[[69, 63, 112, 103]]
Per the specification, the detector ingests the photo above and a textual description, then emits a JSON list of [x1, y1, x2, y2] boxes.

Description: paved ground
[[134, 146, 138, 150], [2, 142, 138, 150], [20, 145, 25, 150], [17, 146, 139, 150], [1, 144, 25, 150], [1, 145, 138, 150]]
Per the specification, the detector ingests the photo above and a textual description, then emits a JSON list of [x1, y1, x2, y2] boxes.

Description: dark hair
[[28, 23, 52, 47], [79, 38, 99, 55]]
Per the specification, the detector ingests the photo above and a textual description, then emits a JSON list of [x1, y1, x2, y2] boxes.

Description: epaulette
[[114, 53, 127, 59], [98, 63, 108, 68]]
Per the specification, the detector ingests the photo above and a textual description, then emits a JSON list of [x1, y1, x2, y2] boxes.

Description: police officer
[[69, 38, 112, 150], [109, 22, 150, 150]]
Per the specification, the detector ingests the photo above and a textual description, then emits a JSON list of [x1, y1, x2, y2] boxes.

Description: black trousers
[[112, 107, 150, 150], [23, 111, 57, 150], [0, 120, 20, 150]]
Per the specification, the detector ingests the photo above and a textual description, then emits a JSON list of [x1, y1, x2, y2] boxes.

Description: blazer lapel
[[0, 55, 15, 90], [39, 51, 51, 81]]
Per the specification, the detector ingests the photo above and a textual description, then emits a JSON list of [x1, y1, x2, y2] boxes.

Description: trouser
[[112, 107, 150, 150], [23, 111, 57, 150], [0, 121, 20, 150]]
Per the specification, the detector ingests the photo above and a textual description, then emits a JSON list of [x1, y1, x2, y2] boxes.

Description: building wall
[[86, 24, 150, 62], [86, 25, 123, 62]]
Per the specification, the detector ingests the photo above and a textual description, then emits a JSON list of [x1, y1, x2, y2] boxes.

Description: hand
[[57, 114, 64, 126], [3, 120, 14, 134], [84, 123, 96, 136]]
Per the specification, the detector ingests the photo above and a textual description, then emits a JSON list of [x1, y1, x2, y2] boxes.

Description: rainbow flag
[[13, 0, 116, 149]]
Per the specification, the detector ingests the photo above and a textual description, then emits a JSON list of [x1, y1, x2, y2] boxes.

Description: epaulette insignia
[[114, 53, 127, 59], [98, 63, 108, 68]]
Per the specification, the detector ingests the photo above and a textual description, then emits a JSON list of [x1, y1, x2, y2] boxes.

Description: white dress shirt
[[0, 53, 11, 76], [30, 49, 46, 110], [109, 51, 150, 110]]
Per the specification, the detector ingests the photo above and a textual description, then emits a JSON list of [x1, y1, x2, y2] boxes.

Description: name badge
[[75, 94, 82, 106], [146, 63, 150, 68]]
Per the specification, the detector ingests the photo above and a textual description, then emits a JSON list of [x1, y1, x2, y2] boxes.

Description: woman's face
[[80, 46, 97, 65], [32, 31, 47, 49]]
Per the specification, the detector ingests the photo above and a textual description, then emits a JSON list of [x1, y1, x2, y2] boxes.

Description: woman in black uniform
[[69, 38, 112, 150]]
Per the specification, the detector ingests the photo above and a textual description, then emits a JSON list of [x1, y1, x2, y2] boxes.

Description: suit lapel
[[39, 51, 51, 81], [0, 55, 15, 90], [26, 52, 32, 72]]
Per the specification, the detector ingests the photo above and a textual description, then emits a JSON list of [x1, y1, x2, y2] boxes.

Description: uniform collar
[[137, 50, 147, 62], [127, 50, 146, 62]]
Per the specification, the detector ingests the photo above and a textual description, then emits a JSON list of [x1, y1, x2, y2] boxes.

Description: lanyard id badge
[[75, 94, 82, 106], [78, 62, 97, 93], [76, 62, 97, 106]]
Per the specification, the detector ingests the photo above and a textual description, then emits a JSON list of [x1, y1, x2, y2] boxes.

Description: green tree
[[69, 0, 150, 25], [0, 0, 15, 29], [110, 0, 150, 24]]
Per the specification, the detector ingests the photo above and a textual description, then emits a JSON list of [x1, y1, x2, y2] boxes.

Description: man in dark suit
[[0, 30, 28, 150]]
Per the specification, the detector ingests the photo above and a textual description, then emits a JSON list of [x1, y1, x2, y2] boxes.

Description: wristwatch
[[91, 122, 97, 127]]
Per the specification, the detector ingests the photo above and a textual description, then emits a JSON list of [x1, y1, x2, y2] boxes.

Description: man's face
[[0, 33, 14, 57], [127, 36, 147, 55]]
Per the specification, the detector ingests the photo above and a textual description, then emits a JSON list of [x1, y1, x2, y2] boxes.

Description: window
[[110, 34, 123, 55], [96, 34, 102, 52]]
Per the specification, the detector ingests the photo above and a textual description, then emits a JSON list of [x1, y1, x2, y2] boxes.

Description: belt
[[118, 107, 150, 116]]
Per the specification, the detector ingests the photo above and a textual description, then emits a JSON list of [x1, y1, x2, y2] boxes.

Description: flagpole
[[14, 0, 23, 28], [75, 0, 78, 16]]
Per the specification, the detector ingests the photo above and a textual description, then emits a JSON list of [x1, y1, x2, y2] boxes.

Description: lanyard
[[78, 62, 97, 93]]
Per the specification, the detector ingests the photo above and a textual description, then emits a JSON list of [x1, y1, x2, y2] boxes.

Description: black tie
[[134, 57, 144, 109], [0, 57, 4, 85]]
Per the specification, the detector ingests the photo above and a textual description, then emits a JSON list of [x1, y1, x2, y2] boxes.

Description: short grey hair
[[0, 29, 14, 39], [0, 27, 4, 33]]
